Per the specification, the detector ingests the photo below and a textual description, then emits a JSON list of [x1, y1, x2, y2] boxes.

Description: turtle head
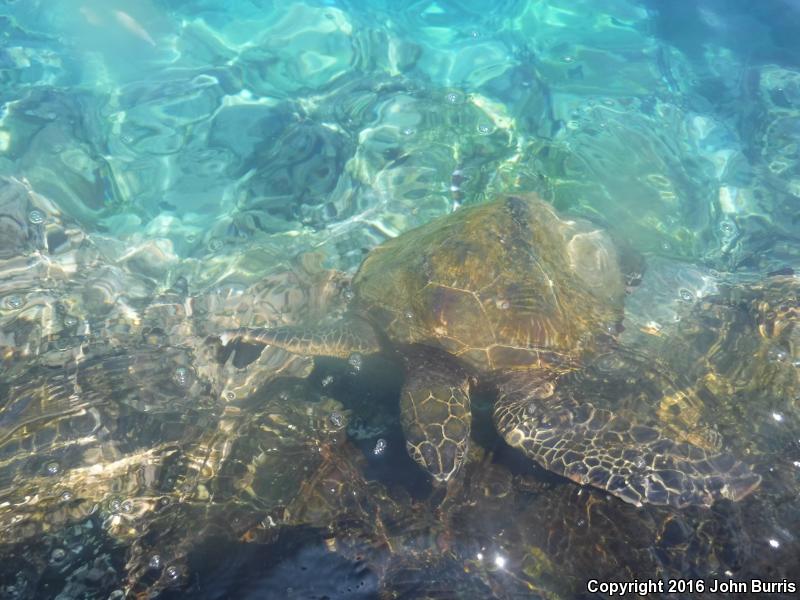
[[399, 347, 473, 485], [401, 384, 471, 484], [408, 437, 467, 485]]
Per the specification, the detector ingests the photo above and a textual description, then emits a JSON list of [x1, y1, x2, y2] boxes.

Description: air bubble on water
[[348, 353, 363, 372], [166, 565, 180, 581], [404, 309, 414, 319], [149, 555, 162, 570], [207, 238, 223, 252], [50, 548, 66, 564], [121, 499, 133, 513], [109, 498, 122, 513], [28, 209, 45, 225], [477, 122, 492, 135], [445, 92, 461, 104], [329, 411, 344, 428], [342, 288, 355, 302], [401, 127, 416, 136], [4, 295, 23, 310], [261, 515, 277, 528], [224, 390, 236, 401], [719, 219, 737, 236], [46, 461, 60, 475], [60, 490, 73, 502], [373, 438, 387, 457], [768, 347, 788, 363], [321, 375, 334, 388], [173, 367, 189, 387], [63, 315, 77, 327], [661, 241, 672, 251], [563, 56, 574, 63], [678, 288, 694, 302]]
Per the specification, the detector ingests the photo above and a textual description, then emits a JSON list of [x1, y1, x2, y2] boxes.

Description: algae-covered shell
[[352, 194, 625, 372]]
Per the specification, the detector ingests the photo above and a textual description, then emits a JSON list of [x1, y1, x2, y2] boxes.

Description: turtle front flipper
[[400, 346, 472, 484], [221, 315, 380, 358], [492, 370, 761, 508]]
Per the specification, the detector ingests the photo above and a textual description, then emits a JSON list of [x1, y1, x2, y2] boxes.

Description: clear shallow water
[[0, 1, 798, 598]]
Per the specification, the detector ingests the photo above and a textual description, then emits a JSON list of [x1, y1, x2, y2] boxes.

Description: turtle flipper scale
[[400, 347, 472, 484], [492, 371, 761, 508], [221, 316, 380, 358]]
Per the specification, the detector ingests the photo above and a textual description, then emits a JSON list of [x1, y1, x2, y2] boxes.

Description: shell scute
[[353, 194, 626, 372]]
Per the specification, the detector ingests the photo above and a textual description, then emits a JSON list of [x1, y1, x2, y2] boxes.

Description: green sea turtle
[[223, 194, 760, 508]]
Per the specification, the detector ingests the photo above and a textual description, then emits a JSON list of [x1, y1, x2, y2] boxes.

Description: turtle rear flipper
[[400, 346, 472, 484], [221, 315, 380, 358], [492, 371, 761, 508]]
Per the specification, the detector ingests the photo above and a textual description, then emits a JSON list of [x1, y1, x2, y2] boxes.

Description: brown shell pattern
[[352, 194, 625, 372]]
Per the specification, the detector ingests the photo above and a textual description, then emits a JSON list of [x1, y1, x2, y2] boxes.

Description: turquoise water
[[0, 1, 798, 598]]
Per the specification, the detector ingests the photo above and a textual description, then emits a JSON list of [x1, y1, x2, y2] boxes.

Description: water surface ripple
[[0, 1, 799, 598]]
